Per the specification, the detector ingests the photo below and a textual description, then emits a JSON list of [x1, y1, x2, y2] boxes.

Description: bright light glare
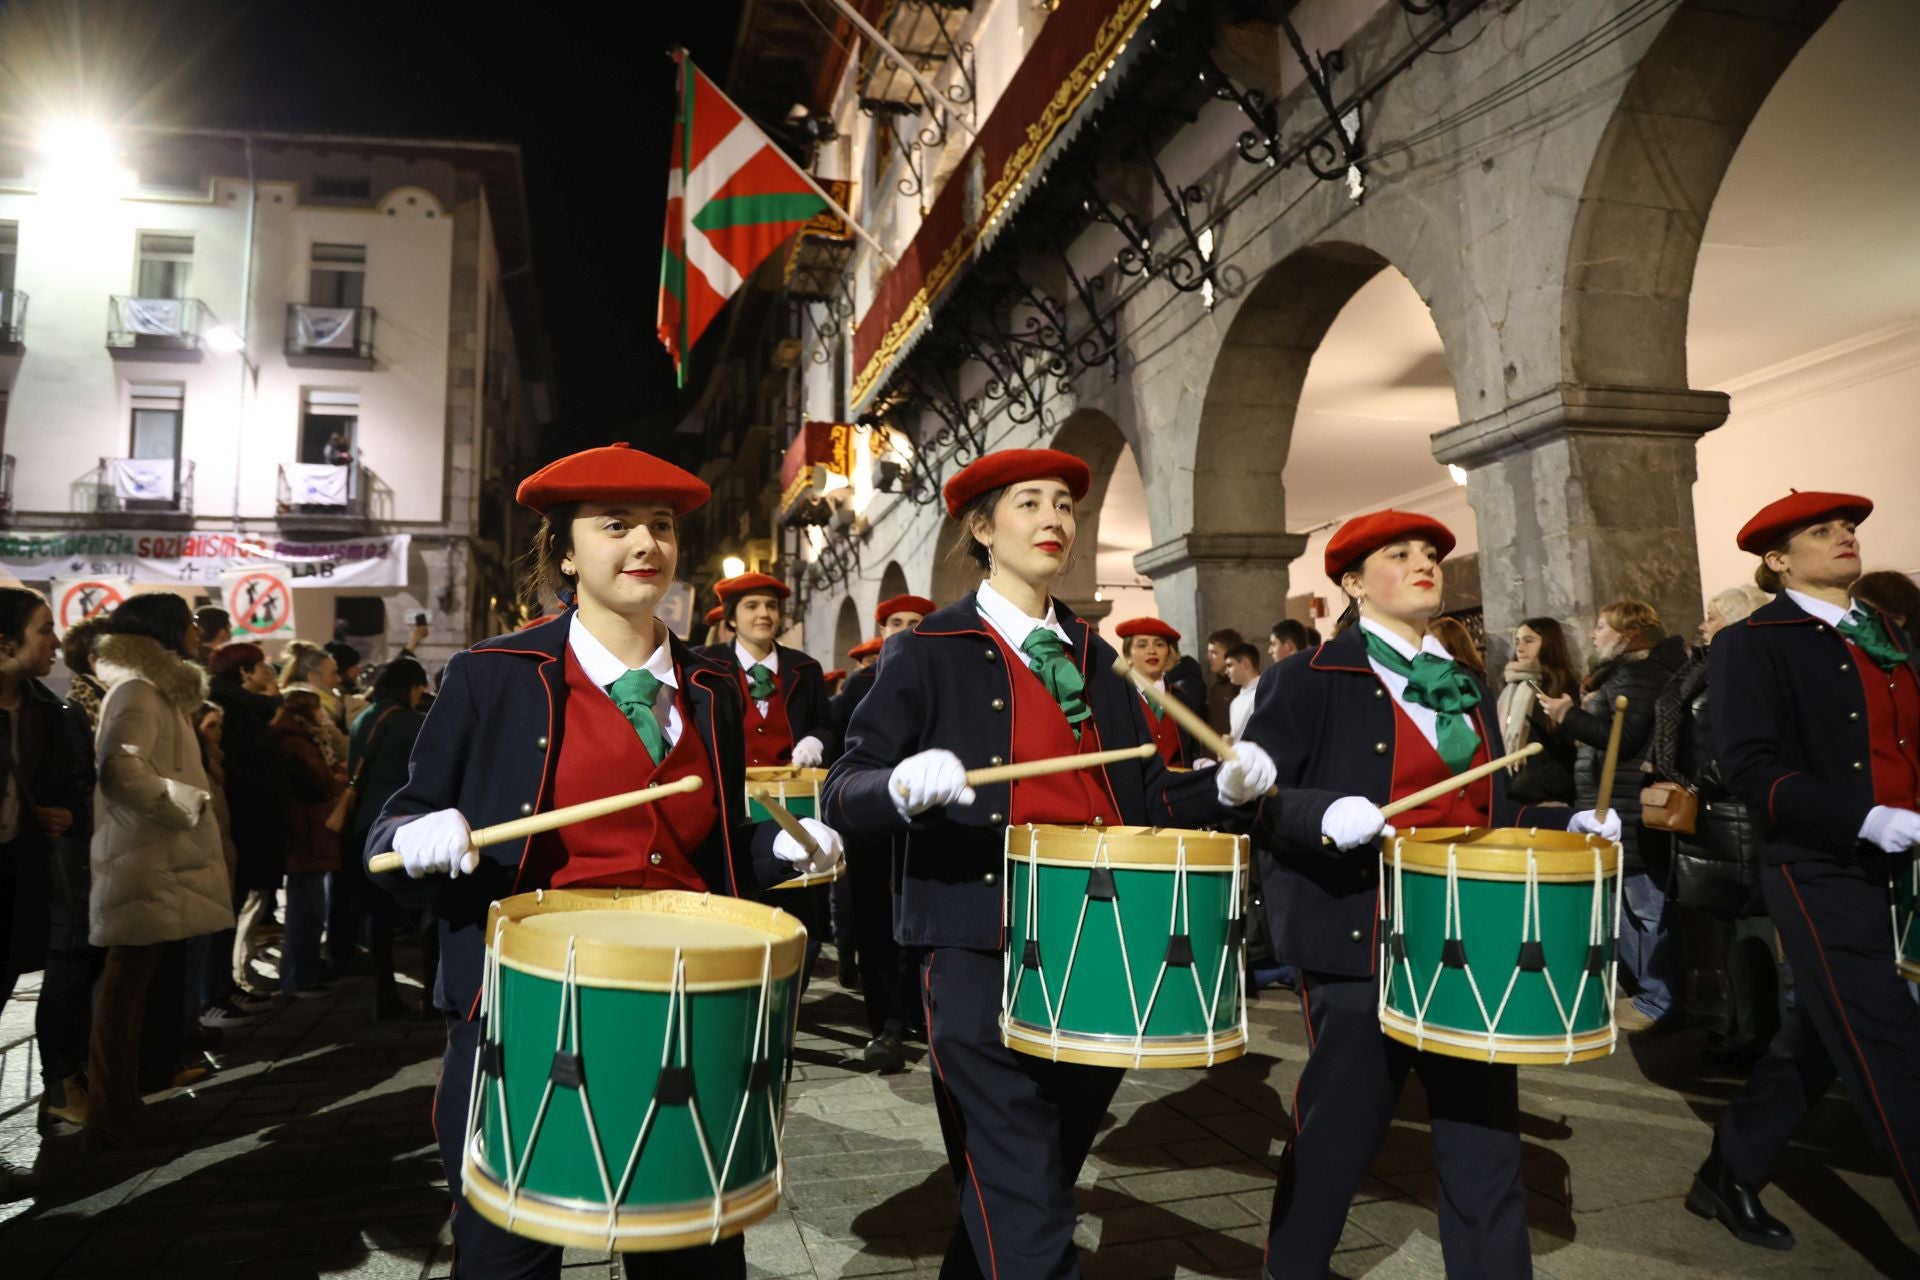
[[37, 119, 129, 196], [205, 324, 246, 353], [722, 555, 747, 578], [1447, 464, 1469, 487]]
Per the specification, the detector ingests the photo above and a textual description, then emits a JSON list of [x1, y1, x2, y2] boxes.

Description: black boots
[[1687, 1141, 1794, 1250]]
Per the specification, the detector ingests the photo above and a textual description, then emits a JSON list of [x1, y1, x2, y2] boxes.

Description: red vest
[[736, 658, 796, 767], [1144, 693, 1185, 767], [1387, 699, 1491, 827], [993, 629, 1124, 827], [1848, 640, 1920, 811], [544, 648, 716, 891]]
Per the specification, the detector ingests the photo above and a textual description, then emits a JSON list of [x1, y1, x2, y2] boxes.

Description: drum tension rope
[[479, 1040, 504, 1080], [1440, 939, 1469, 970], [549, 1051, 586, 1090], [1516, 941, 1548, 973], [1085, 866, 1117, 901]]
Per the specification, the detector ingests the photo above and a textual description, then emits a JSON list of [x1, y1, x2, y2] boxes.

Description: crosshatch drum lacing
[[1000, 823, 1250, 1070], [1379, 827, 1624, 1066], [460, 888, 806, 1252]]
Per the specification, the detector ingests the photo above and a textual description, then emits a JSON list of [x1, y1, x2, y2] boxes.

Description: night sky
[[0, 0, 748, 457]]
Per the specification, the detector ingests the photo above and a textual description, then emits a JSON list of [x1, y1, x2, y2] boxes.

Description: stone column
[[1432, 385, 1728, 659], [1134, 531, 1309, 652]]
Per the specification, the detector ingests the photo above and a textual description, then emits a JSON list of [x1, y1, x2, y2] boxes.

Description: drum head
[[488, 888, 808, 990]]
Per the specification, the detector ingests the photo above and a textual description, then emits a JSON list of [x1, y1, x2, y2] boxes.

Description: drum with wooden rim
[[1001, 823, 1249, 1069], [461, 889, 806, 1251], [1379, 827, 1622, 1065], [744, 767, 842, 889]]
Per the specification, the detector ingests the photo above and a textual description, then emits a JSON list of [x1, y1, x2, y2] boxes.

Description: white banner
[[1, 529, 412, 588], [121, 297, 184, 336], [51, 576, 132, 636], [287, 463, 350, 506], [294, 306, 358, 350], [222, 565, 298, 640], [111, 459, 176, 502]]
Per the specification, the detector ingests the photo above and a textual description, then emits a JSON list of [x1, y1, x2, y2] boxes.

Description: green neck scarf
[[607, 668, 667, 766], [1363, 629, 1482, 773], [1839, 611, 1910, 672], [1019, 628, 1091, 736]]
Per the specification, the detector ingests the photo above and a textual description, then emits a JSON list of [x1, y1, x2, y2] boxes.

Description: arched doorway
[[831, 597, 863, 673], [1048, 409, 1143, 636], [876, 560, 910, 618], [929, 514, 979, 609]]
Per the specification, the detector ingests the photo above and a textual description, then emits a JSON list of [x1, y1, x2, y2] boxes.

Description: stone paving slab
[[2, 957, 1917, 1277]]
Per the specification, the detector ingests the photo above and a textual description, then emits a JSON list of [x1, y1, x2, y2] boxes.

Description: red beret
[[515, 443, 710, 515], [703, 605, 724, 626], [849, 637, 885, 660], [1736, 490, 1873, 554], [942, 449, 1091, 519], [1324, 510, 1455, 579], [822, 669, 846, 684], [714, 572, 790, 604], [1115, 617, 1181, 644], [875, 594, 936, 625]]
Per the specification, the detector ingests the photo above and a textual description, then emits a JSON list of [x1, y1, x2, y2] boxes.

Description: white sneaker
[[199, 999, 257, 1028]]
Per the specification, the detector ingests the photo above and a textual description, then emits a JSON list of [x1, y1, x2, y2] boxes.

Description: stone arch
[[929, 514, 980, 609], [1562, 0, 1840, 390], [1047, 409, 1130, 623], [876, 560, 910, 610], [831, 596, 863, 671]]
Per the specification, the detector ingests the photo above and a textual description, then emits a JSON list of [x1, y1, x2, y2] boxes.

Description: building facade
[[694, 0, 1917, 676], [0, 122, 551, 666]]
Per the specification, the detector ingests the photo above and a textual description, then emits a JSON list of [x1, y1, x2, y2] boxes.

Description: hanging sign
[[222, 565, 298, 639], [1, 529, 410, 588], [51, 576, 132, 636]]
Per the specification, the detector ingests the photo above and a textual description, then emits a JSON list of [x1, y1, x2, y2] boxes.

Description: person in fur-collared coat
[[85, 594, 233, 1150]]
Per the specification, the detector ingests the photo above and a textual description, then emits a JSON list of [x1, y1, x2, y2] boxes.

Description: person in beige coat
[[86, 595, 234, 1149]]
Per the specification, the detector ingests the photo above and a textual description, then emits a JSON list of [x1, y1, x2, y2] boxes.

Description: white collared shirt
[[734, 640, 780, 716], [1359, 617, 1471, 754], [1785, 588, 1866, 631], [1228, 683, 1257, 741], [570, 613, 683, 748], [974, 579, 1073, 669]]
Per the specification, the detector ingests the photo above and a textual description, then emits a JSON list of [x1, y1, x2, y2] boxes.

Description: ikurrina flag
[[658, 54, 829, 383]]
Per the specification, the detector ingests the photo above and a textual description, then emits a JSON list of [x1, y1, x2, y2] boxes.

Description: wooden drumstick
[[963, 742, 1157, 787], [1594, 694, 1629, 823], [748, 789, 825, 860], [367, 775, 705, 874], [1321, 743, 1543, 846], [1111, 657, 1239, 762]]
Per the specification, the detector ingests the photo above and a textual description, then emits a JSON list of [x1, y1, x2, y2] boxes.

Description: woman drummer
[[365, 443, 842, 1280], [1114, 615, 1204, 767], [822, 447, 1277, 1278], [1240, 509, 1616, 1279], [713, 571, 834, 769]]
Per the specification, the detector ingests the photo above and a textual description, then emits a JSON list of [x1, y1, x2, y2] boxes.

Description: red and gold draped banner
[[850, 0, 1156, 409], [778, 421, 878, 518]]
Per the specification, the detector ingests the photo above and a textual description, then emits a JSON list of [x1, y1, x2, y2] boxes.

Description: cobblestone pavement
[[2, 952, 1915, 1279]]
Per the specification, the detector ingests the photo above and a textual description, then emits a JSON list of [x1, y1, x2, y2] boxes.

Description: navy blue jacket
[[364, 611, 786, 1017], [1708, 593, 1920, 864], [1165, 653, 1213, 761], [830, 663, 878, 743], [821, 593, 1233, 950], [1240, 625, 1565, 978], [707, 640, 837, 761]]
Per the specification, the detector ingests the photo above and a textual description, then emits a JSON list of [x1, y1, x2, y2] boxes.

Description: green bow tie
[[1363, 631, 1482, 773], [607, 668, 667, 765], [1020, 628, 1090, 737], [1839, 611, 1910, 671], [746, 662, 776, 701]]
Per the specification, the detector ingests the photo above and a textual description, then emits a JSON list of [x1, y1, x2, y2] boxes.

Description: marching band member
[[1241, 509, 1616, 1280], [823, 448, 1277, 1278], [1114, 615, 1206, 767], [713, 572, 835, 769], [696, 603, 731, 655], [365, 444, 843, 1280], [1689, 491, 1920, 1248]]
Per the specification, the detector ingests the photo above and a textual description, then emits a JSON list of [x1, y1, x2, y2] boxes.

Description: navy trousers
[[1266, 971, 1531, 1279], [432, 1017, 746, 1279], [921, 946, 1122, 1279], [1716, 856, 1920, 1226]]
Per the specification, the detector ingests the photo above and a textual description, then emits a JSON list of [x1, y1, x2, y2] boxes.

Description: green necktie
[[1363, 631, 1482, 773], [607, 669, 667, 765], [1839, 611, 1910, 671], [1020, 629, 1091, 737], [746, 663, 777, 701]]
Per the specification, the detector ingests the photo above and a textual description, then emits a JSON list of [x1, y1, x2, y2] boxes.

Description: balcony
[[106, 296, 205, 361], [87, 457, 195, 519], [0, 290, 25, 353], [277, 460, 385, 528], [285, 304, 375, 369], [0, 454, 13, 523]]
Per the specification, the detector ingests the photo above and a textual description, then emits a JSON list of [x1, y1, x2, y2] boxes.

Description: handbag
[[324, 706, 399, 835], [1640, 780, 1698, 835]]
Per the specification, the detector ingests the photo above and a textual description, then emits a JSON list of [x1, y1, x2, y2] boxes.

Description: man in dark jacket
[[207, 644, 287, 994]]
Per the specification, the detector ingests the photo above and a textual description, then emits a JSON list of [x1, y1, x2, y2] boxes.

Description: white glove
[[392, 808, 478, 879], [1321, 796, 1394, 851], [1192, 757, 1218, 770], [889, 749, 976, 820], [1861, 805, 1920, 854], [789, 736, 826, 768], [774, 817, 845, 875], [1569, 808, 1624, 842], [1214, 741, 1277, 807]]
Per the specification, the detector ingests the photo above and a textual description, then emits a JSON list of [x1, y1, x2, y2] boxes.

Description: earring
[[986, 547, 996, 578]]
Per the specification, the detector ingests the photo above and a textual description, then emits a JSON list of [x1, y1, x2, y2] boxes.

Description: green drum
[[1380, 827, 1622, 1065], [1893, 858, 1920, 983], [1001, 824, 1249, 1069], [462, 888, 806, 1251], [744, 767, 825, 824]]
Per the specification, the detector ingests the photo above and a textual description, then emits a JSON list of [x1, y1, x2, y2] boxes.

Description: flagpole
[[822, 0, 977, 143], [671, 48, 898, 271]]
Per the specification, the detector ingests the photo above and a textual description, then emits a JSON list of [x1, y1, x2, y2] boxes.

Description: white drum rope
[[714, 942, 778, 1230], [1044, 828, 1106, 1058]]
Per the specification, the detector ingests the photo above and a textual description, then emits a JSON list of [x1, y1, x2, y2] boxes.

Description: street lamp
[[722, 555, 747, 578], [36, 118, 130, 199]]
